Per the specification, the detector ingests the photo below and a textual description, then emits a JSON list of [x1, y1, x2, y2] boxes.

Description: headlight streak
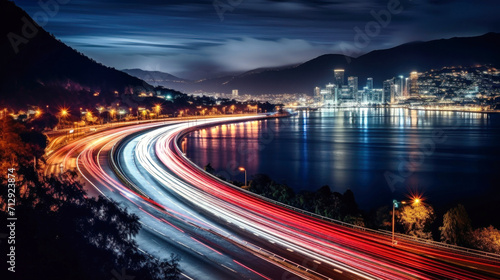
[[50, 117, 310, 280], [138, 117, 499, 280], [143, 124, 414, 279], [46, 116, 500, 280]]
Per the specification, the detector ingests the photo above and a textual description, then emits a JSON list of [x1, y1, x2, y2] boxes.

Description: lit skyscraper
[[348, 76, 359, 102], [314, 87, 321, 98], [410, 71, 419, 97], [366, 77, 373, 91], [383, 79, 394, 104], [404, 77, 409, 97], [334, 69, 345, 87], [396, 75, 404, 98]]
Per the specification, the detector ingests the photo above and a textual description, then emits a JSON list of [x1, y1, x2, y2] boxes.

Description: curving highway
[[45, 115, 500, 280]]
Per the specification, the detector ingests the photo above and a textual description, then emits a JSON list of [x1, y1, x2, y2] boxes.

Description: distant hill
[[140, 33, 500, 95], [349, 32, 500, 88], [3, 0, 499, 102], [122, 69, 191, 88], [0, 0, 156, 108]]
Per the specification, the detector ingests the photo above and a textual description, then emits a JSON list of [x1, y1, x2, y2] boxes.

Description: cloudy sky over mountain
[[16, 0, 500, 79]]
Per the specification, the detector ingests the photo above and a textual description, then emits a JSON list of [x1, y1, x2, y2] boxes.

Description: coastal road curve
[[45, 114, 500, 280], [45, 115, 305, 280]]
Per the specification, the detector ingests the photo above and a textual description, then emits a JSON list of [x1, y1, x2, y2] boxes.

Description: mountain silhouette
[[0, 0, 156, 108], [133, 33, 500, 95]]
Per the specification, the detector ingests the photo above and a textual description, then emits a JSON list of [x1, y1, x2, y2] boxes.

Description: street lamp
[[392, 198, 421, 246], [154, 104, 161, 118], [59, 108, 68, 131], [119, 110, 125, 121], [392, 200, 398, 246], [98, 107, 104, 124], [238, 167, 247, 188], [58, 109, 68, 128], [86, 111, 93, 127]]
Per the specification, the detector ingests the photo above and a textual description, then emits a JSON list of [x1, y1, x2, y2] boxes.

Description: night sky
[[16, 0, 500, 79]]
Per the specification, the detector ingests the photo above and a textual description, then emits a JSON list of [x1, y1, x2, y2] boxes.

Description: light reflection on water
[[185, 108, 499, 225]]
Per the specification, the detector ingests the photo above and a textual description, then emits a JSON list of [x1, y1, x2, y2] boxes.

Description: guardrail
[[379, 229, 500, 260], [173, 117, 500, 262], [107, 114, 339, 279], [105, 113, 500, 264]]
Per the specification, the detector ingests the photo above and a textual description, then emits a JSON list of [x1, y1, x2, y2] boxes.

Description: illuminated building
[[334, 69, 345, 87], [314, 87, 321, 98], [383, 78, 394, 104], [410, 71, 419, 97], [348, 76, 359, 102], [366, 77, 373, 91]]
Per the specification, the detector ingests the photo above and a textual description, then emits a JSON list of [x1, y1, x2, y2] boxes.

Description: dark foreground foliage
[[0, 116, 179, 280]]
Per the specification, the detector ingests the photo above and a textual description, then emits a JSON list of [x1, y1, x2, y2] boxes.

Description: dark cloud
[[14, 0, 500, 79]]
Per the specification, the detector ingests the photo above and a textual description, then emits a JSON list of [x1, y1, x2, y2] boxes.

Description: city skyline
[[312, 64, 499, 109]]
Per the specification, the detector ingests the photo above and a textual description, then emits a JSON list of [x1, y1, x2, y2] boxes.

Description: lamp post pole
[[392, 198, 420, 246], [392, 201, 396, 246]]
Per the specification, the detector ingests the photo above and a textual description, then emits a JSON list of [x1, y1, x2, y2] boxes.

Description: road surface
[[45, 115, 500, 280]]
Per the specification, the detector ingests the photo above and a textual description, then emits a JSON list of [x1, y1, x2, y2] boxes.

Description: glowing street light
[[59, 108, 69, 129], [154, 104, 161, 118], [97, 107, 104, 124], [238, 167, 247, 188], [118, 110, 125, 121], [392, 197, 423, 246]]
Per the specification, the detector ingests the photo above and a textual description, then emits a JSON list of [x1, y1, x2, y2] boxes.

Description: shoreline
[[406, 107, 500, 114], [297, 106, 500, 114]]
